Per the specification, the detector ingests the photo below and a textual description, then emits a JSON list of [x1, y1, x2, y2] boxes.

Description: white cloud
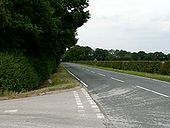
[[159, 20, 170, 32], [78, 0, 170, 53]]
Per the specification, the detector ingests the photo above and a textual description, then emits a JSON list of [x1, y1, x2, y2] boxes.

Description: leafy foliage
[[0, 52, 39, 92], [0, 0, 89, 92], [63, 45, 93, 61], [64, 45, 170, 76], [63, 45, 170, 62]]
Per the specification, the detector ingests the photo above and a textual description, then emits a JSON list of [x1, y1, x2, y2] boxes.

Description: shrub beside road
[[0, 64, 79, 99]]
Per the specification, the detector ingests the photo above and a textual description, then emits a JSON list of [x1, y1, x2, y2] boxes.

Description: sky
[[77, 0, 170, 54]]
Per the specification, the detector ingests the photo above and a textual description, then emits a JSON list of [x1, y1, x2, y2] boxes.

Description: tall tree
[[152, 52, 166, 61], [0, 0, 90, 58], [93, 48, 108, 61]]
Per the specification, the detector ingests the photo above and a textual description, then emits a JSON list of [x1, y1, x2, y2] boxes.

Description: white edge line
[[111, 77, 125, 83], [64, 66, 88, 88], [91, 71, 95, 74], [151, 79, 170, 85], [98, 73, 106, 77], [136, 86, 169, 98]]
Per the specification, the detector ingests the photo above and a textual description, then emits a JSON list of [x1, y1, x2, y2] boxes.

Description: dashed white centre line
[[111, 77, 125, 83], [136, 86, 169, 98], [4, 109, 18, 113], [91, 71, 95, 74], [98, 73, 106, 77]]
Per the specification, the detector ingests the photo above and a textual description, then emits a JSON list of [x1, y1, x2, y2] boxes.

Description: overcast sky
[[77, 0, 170, 53]]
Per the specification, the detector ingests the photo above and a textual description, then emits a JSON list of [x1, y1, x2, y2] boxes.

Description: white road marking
[[80, 80, 88, 88], [152, 79, 170, 85], [4, 109, 18, 113], [77, 102, 83, 105], [131, 75, 170, 85], [92, 105, 98, 109], [76, 102, 82, 105], [81, 87, 105, 119], [136, 86, 169, 98], [96, 113, 104, 119], [86, 96, 91, 99], [73, 91, 85, 110], [111, 77, 125, 83], [66, 69, 88, 87], [81, 88, 96, 105], [78, 106, 84, 109], [81, 88, 88, 94], [89, 101, 96, 105], [91, 71, 95, 74], [98, 73, 106, 77]]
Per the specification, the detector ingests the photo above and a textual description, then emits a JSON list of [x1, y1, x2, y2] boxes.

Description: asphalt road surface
[[63, 63, 170, 128], [0, 87, 105, 128]]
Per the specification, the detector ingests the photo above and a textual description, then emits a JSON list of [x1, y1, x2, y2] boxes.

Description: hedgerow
[[75, 61, 170, 75], [0, 52, 39, 92]]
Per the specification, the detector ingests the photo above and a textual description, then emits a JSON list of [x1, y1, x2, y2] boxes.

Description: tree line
[[63, 45, 170, 61], [0, 0, 89, 60], [0, 0, 89, 92]]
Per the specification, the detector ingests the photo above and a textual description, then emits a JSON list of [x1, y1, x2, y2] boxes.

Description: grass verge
[[0, 64, 79, 99], [78, 63, 170, 83]]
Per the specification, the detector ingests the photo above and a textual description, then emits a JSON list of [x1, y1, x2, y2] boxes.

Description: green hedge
[[0, 52, 39, 92], [29, 55, 56, 83], [75, 61, 170, 75], [0, 52, 57, 92]]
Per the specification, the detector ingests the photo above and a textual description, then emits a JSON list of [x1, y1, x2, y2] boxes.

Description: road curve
[[63, 62, 170, 128]]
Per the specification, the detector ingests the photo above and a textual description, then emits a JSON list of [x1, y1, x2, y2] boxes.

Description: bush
[[75, 61, 170, 75], [0, 52, 39, 92], [29, 55, 57, 82], [160, 61, 170, 75]]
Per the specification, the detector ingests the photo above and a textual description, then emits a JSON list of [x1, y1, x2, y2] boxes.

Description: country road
[[63, 63, 170, 128], [0, 62, 170, 128]]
